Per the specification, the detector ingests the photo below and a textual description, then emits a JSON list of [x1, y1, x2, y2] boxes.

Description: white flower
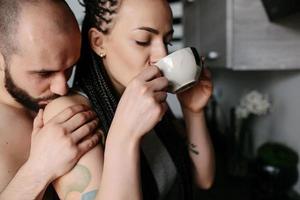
[[236, 90, 271, 119]]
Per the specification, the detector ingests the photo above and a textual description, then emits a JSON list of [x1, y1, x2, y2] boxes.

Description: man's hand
[[27, 104, 101, 182]]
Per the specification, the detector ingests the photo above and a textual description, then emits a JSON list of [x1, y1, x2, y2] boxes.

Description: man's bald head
[[0, 0, 78, 62]]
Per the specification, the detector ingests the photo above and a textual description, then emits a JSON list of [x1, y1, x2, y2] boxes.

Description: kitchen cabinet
[[183, 0, 300, 70]]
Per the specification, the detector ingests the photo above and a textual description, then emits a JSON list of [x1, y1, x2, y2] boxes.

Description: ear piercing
[[100, 52, 106, 58]]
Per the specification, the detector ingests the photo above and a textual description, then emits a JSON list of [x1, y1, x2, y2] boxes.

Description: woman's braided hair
[[78, 0, 119, 34], [75, 0, 121, 134]]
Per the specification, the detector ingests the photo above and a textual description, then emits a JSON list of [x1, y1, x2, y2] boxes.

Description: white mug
[[155, 47, 202, 93]]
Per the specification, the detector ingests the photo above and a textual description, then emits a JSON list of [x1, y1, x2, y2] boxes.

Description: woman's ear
[[89, 28, 106, 58]]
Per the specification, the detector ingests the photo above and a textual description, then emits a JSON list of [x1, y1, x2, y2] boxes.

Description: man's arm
[[0, 105, 100, 200], [0, 152, 51, 200]]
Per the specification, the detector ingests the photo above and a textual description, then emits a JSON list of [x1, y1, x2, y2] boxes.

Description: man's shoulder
[[0, 103, 32, 130]]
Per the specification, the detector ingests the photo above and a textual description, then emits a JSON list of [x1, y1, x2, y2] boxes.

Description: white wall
[[66, 0, 84, 24]]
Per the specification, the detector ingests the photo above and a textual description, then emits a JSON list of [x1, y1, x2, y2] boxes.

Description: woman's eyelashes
[[135, 40, 173, 47], [136, 40, 151, 46], [164, 41, 173, 46]]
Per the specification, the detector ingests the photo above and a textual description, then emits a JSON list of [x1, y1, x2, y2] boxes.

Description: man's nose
[[50, 74, 69, 96]]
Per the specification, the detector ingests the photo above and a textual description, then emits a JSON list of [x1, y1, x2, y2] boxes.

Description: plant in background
[[228, 90, 271, 177], [235, 90, 271, 119], [235, 90, 271, 158]]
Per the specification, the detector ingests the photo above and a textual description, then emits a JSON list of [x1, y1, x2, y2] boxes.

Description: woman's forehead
[[114, 0, 172, 28]]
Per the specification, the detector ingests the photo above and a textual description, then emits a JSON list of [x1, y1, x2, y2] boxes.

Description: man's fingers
[[48, 104, 90, 124], [71, 119, 99, 143], [77, 132, 102, 157], [62, 110, 97, 133], [33, 109, 44, 134]]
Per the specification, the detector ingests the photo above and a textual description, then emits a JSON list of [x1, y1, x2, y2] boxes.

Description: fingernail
[[88, 142, 94, 148], [97, 129, 104, 135]]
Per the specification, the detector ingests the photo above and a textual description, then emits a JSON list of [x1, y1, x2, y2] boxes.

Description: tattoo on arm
[[82, 190, 98, 200], [63, 164, 92, 200], [188, 143, 199, 155]]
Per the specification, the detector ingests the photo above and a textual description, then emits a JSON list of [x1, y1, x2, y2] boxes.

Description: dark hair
[[75, 1, 194, 199], [78, 0, 119, 34], [75, 0, 120, 134]]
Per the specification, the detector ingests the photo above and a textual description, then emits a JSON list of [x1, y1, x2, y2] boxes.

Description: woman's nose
[[150, 43, 168, 65]]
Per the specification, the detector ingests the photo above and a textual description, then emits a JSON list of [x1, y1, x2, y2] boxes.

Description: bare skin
[[0, 1, 100, 199]]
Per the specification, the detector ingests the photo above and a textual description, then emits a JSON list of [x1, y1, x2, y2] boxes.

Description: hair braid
[[74, 15, 119, 134], [78, 0, 119, 33]]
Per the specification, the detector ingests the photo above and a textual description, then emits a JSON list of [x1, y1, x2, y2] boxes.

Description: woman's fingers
[[200, 68, 212, 80], [138, 66, 162, 82], [148, 76, 169, 92], [154, 91, 168, 103], [159, 102, 168, 121]]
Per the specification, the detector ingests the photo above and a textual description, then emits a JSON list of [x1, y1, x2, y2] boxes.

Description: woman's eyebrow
[[134, 26, 174, 36]]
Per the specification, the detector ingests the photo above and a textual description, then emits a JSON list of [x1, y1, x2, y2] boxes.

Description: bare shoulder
[[0, 103, 32, 144], [43, 92, 91, 123], [0, 103, 32, 129]]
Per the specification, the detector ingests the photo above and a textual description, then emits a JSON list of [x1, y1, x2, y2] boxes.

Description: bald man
[[0, 1, 100, 199]]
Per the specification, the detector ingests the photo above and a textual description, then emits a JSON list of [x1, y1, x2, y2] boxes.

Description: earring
[[100, 52, 106, 58]]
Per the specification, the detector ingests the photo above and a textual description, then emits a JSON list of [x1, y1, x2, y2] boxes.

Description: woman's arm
[[182, 109, 215, 189], [177, 68, 215, 189], [43, 94, 104, 200], [96, 66, 169, 200]]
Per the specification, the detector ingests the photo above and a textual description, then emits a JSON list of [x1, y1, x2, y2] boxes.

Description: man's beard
[[4, 67, 59, 112]]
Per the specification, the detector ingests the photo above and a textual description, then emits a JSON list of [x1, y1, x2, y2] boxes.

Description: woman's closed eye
[[136, 40, 151, 46]]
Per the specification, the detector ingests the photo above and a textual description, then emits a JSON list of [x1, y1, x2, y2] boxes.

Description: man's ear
[[89, 28, 107, 58]]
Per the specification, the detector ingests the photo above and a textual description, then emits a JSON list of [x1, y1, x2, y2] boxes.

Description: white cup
[[155, 47, 202, 93]]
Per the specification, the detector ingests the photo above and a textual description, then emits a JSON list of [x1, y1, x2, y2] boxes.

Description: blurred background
[[66, 0, 300, 199]]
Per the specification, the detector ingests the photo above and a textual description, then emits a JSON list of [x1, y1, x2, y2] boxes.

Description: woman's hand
[[177, 68, 213, 113], [110, 66, 168, 141]]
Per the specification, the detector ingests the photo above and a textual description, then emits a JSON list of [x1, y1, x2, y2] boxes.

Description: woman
[[43, 0, 215, 199]]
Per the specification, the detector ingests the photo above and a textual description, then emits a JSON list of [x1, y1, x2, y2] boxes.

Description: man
[[0, 0, 100, 199]]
